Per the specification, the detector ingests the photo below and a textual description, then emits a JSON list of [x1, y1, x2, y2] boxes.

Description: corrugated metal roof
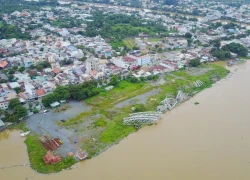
[[0, 120, 4, 127]]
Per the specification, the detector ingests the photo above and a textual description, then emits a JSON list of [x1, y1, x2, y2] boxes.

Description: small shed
[[60, 100, 66, 103], [105, 86, 114, 91], [0, 120, 4, 130], [50, 102, 60, 108]]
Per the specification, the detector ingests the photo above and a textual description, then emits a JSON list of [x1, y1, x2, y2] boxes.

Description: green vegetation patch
[[93, 116, 107, 127], [101, 120, 135, 143], [8, 121, 29, 132], [123, 38, 137, 49], [86, 81, 151, 107], [148, 38, 163, 42], [25, 134, 76, 174], [0, 23, 31, 39], [57, 111, 91, 127]]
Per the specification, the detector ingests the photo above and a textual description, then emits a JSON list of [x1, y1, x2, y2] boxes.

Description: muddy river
[[1, 61, 250, 180]]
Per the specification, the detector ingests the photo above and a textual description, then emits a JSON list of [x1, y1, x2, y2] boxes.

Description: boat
[[76, 150, 88, 160], [20, 131, 30, 137]]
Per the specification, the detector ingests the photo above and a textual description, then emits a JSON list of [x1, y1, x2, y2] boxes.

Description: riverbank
[[17, 64, 229, 174], [3, 61, 250, 180]]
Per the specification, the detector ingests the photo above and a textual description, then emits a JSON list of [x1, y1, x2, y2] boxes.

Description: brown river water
[[1, 61, 250, 180]]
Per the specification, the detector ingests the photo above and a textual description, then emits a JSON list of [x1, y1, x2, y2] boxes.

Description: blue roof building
[[228, 29, 236, 34]]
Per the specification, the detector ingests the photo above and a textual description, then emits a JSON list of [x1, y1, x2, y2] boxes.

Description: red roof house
[[0, 61, 8, 68], [36, 89, 46, 97]]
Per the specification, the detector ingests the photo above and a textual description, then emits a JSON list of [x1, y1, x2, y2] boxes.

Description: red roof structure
[[36, 89, 46, 97], [40, 137, 62, 151], [43, 151, 61, 165], [0, 61, 8, 68], [123, 56, 136, 62], [53, 68, 60, 74]]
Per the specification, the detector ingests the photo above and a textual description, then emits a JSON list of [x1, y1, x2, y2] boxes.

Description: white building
[[24, 82, 37, 98], [86, 57, 99, 74], [136, 55, 151, 66]]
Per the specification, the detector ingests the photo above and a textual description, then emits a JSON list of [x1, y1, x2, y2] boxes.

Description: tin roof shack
[[0, 120, 5, 130], [105, 86, 114, 91], [43, 151, 61, 165], [50, 101, 60, 108], [76, 149, 88, 160]]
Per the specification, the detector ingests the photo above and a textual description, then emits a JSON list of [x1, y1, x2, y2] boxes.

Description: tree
[[128, 76, 139, 83], [8, 98, 21, 109], [185, 32, 192, 39], [187, 39, 193, 46], [120, 50, 126, 56], [13, 87, 22, 94], [8, 69, 15, 74], [164, 0, 179, 5], [222, 42, 248, 57], [189, 58, 200, 67], [4, 113, 18, 123], [211, 39, 221, 49], [42, 93, 58, 107], [210, 49, 231, 60], [109, 75, 118, 86], [54, 86, 70, 100], [192, 8, 201, 16], [79, 56, 87, 61], [28, 102, 33, 110], [12, 66, 18, 71], [18, 66, 25, 73], [14, 105, 28, 119]]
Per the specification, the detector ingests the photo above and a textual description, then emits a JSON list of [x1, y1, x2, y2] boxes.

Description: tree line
[[0, 98, 28, 123], [82, 12, 168, 51], [210, 40, 248, 60], [42, 80, 99, 107]]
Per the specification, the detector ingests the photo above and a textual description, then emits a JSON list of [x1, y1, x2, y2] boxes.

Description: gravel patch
[[115, 88, 161, 109], [25, 101, 92, 157], [187, 67, 213, 76]]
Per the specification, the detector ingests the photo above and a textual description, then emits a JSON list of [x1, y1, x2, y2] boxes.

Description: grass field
[[86, 81, 151, 107], [123, 38, 137, 49]]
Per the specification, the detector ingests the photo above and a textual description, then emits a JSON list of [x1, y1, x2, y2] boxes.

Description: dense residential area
[[0, 0, 249, 173], [0, 0, 249, 117]]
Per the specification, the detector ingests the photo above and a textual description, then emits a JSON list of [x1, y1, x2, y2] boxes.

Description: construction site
[[25, 101, 91, 162]]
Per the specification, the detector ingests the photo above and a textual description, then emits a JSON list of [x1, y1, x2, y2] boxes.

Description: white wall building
[[136, 55, 151, 66]]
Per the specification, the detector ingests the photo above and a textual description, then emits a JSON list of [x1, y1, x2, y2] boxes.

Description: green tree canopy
[[14, 105, 28, 119], [222, 42, 248, 57], [54, 86, 70, 100], [189, 58, 201, 67], [8, 98, 21, 109]]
